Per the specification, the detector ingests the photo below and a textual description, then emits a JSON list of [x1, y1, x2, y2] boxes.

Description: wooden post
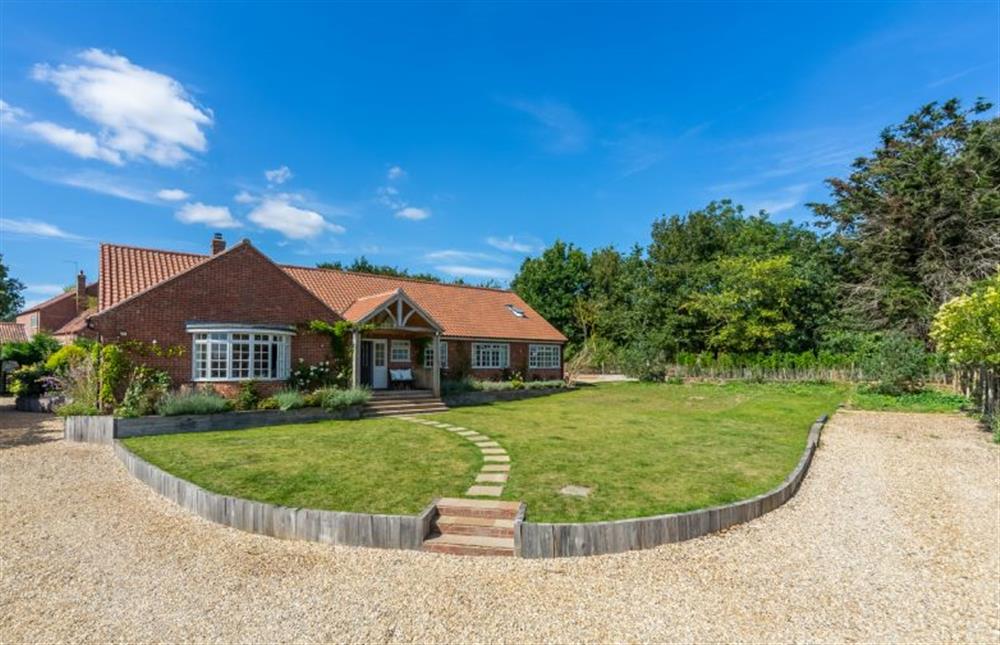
[[432, 332, 441, 397], [352, 330, 361, 389]]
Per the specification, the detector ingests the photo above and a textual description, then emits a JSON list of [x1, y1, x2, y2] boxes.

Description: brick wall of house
[[442, 339, 563, 381], [91, 243, 339, 390], [16, 283, 98, 338]]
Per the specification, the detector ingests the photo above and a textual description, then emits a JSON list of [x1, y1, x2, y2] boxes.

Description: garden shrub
[[858, 332, 929, 395], [0, 332, 60, 366], [256, 396, 280, 410], [8, 364, 52, 398], [116, 367, 171, 418], [234, 380, 261, 411], [44, 344, 89, 373], [98, 344, 130, 411], [157, 390, 233, 416], [273, 388, 307, 411], [55, 400, 100, 417], [441, 377, 476, 395], [317, 387, 370, 411], [289, 359, 336, 390]]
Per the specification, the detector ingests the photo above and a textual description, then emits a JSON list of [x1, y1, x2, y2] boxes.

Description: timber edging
[[113, 440, 434, 550], [64, 406, 363, 445], [516, 415, 829, 558]]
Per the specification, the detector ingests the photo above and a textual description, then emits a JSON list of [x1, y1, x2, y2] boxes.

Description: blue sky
[[1, 2, 997, 308]]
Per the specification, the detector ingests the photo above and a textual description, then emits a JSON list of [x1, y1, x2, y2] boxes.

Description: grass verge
[[122, 418, 481, 515]]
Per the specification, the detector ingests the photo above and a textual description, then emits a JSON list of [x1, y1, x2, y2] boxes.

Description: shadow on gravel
[[0, 407, 62, 450]]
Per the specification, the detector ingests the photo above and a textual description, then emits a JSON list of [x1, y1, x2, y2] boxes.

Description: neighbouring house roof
[[53, 307, 98, 337], [0, 322, 28, 343], [97, 242, 568, 343], [18, 283, 98, 315]]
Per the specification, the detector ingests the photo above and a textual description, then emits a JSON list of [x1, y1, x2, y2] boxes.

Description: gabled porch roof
[[342, 288, 442, 333]]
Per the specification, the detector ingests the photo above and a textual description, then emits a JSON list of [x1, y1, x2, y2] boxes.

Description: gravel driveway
[[1, 408, 997, 643]]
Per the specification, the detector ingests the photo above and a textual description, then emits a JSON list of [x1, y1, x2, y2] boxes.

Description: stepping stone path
[[393, 416, 523, 556], [393, 416, 512, 497]]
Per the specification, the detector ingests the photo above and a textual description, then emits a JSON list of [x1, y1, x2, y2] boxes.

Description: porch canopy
[[344, 288, 445, 394]]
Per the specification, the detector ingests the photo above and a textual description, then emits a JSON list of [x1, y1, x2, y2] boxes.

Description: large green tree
[[0, 254, 25, 321], [646, 200, 839, 355], [810, 98, 1000, 338], [511, 240, 590, 345]]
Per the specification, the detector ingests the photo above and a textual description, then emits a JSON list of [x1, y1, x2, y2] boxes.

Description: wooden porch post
[[352, 330, 361, 389], [432, 332, 441, 397]]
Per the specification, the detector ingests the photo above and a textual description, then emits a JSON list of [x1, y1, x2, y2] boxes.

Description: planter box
[[64, 405, 363, 444], [443, 387, 570, 407]]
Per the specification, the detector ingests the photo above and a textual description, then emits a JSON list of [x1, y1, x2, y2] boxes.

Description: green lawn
[[121, 418, 481, 514], [123, 382, 845, 522], [431, 382, 845, 522]]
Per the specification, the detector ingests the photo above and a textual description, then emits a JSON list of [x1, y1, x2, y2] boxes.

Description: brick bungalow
[[64, 234, 565, 396], [15, 272, 98, 342]]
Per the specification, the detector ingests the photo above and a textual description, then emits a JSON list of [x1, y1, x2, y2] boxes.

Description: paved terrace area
[[1, 405, 997, 642]]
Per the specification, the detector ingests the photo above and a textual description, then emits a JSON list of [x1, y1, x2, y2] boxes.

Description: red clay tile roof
[[340, 289, 403, 323], [0, 322, 28, 343], [98, 242, 568, 343], [284, 266, 566, 342], [99, 243, 205, 311]]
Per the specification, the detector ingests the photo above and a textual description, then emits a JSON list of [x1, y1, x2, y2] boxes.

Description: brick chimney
[[211, 233, 226, 255], [76, 271, 87, 313]]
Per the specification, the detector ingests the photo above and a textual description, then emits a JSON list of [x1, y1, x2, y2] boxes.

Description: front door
[[371, 339, 388, 389], [359, 341, 373, 387]]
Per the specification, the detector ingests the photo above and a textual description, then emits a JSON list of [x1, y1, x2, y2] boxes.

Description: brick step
[[361, 405, 448, 418], [364, 398, 445, 409], [371, 390, 436, 399], [422, 533, 515, 557], [435, 515, 515, 539], [436, 497, 522, 520]]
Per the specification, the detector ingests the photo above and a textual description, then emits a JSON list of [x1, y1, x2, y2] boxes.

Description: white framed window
[[472, 342, 509, 369], [529, 344, 561, 369], [424, 341, 448, 369], [191, 331, 291, 381], [390, 339, 411, 362]]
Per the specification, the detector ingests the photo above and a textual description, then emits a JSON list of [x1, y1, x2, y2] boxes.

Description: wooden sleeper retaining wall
[[517, 415, 828, 558], [114, 440, 434, 550], [64, 406, 363, 444]]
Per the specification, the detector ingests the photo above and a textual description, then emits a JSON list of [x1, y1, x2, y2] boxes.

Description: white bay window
[[190, 327, 292, 381]]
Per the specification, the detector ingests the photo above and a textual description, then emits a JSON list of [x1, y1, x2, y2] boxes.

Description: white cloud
[[486, 235, 540, 254], [156, 188, 189, 201], [24, 121, 123, 165], [265, 165, 293, 185], [747, 183, 811, 216], [0, 99, 28, 124], [376, 185, 405, 210], [395, 206, 430, 221], [1, 217, 85, 240], [435, 265, 513, 281], [248, 197, 344, 239], [234, 190, 257, 204], [31, 48, 212, 166], [387, 165, 406, 180], [25, 284, 65, 296], [175, 202, 240, 229], [506, 98, 590, 153], [425, 250, 499, 262], [46, 171, 156, 204]]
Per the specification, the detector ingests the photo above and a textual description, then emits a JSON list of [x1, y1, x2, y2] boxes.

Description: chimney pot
[[76, 271, 87, 313], [211, 233, 226, 255]]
